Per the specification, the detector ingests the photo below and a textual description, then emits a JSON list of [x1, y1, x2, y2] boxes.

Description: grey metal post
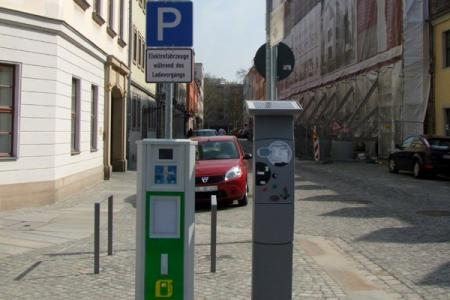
[[265, 0, 273, 100], [271, 45, 278, 100], [108, 195, 113, 256], [94, 202, 100, 274], [246, 101, 303, 300], [210, 195, 217, 273], [162, 0, 174, 139], [165, 83, 173, 139]]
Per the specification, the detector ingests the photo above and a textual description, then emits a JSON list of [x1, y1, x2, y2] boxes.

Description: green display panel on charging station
[[145, 191, 184, 299], [136, 140, 196, 300]]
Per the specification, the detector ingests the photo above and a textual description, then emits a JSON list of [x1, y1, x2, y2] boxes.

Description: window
[[0, 64, 15, 158], [107, 0, 117, 37], [94, 0, 102, 13], [91, 85, 98, 151], [148, 104, 158, 131], [133, 28, 137, 65], [445, 30, 450, 68], [401, 136, 415, 149], [119, 0, 125, 41], [137, 99, 141, 128], [141, 37, 146, 69], [108, 0, 114, 28], [138, 34, 142, 68], [71, 78, 80, 154], [132, 97, 141, 130], [92, 0, 105, 25]]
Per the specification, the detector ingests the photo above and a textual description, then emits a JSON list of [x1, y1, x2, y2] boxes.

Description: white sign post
[[146, 48, 193, 83]]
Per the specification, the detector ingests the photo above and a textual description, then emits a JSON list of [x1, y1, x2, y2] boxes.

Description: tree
[[203, 74, 244, 130]]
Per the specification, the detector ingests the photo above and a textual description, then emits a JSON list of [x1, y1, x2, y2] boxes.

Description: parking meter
[[136, 139, 197, 300], [246, 101, 302, 300]]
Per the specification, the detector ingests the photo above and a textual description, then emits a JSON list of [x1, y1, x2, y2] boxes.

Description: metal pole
[[162, 0, 174, 139], [165, 83, 173, 139], [271, 45, 278, 100], [108, 195, 113, 256], [94, 202, 100, 274], [265, 0, 273, 100], [210, 195, 217, 273]]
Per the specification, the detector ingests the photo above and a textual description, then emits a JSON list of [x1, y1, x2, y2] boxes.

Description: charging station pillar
[[246, 101, 303, 300], [136, 139, 197, 300]]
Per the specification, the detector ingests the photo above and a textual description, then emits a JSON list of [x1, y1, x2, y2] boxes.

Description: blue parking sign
[[147, 1, 193, 47]]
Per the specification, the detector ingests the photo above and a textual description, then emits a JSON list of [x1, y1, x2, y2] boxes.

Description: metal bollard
[[94, 202, 100, 274], [211, 195, 217, 273], [108, 195, 113, 256]]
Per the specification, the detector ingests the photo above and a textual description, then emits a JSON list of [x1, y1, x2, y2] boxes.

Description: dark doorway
[[111, 87, 125, 171]]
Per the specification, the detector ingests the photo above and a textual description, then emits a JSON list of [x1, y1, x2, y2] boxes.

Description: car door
[[396, 136, 415, 170]]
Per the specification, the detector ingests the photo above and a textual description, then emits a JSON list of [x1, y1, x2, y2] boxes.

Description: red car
[[192, 135, 252, 206]]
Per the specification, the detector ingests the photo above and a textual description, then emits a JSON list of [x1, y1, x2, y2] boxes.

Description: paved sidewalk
[[0, 173, 134, 258], [0, 169, 406, 299]]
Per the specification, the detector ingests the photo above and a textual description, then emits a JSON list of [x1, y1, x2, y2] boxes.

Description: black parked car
[[388, 135, 450, 178]]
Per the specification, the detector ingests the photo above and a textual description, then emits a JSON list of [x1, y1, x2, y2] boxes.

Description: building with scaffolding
[[270, 0, 430, 160]]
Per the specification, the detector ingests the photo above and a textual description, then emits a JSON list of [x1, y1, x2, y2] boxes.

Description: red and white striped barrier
[[312, 126, 320, 162]]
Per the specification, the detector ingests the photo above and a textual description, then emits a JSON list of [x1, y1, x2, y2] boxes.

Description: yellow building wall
[[434, 16, 450, 136]]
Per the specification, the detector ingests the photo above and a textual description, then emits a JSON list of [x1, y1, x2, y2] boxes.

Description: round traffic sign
[[253, 42, 295, 81]]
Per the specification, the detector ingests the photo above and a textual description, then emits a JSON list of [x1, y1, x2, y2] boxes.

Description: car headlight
[[225, 166, 242, 181]]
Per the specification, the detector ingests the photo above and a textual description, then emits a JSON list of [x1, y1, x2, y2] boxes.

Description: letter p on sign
[[147, 1, 193, 47]]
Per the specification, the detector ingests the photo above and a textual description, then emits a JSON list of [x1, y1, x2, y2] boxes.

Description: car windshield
[[197, 141, 239, 160], [193, 130, 216, 136], [428, 138, 450, 150]]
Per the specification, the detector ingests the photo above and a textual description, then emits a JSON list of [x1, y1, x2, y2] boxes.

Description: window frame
[[0, 63, 19, 159], [90, 85, 98, 152], [71, 77, 81, 155]]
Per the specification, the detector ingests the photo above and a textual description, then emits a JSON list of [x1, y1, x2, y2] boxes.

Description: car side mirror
[[244, 153, 253, 160]]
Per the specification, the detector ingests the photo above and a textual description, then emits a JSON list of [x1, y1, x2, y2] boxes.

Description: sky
[[193, 0, 266, 82]]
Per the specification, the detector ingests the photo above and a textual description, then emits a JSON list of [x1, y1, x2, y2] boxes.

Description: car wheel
[[388, 158, 398, 173], [413, 160, 423, 178], [237, 183, 248, 207]]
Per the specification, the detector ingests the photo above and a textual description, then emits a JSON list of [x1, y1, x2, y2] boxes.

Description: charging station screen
[[150, 196, 180, 238], [159, 148, 173, 160]]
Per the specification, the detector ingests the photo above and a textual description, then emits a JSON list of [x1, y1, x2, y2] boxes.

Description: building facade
[[430, 0, 450, 136], [127, 0, 158, 170], [267, 0, 430, 159], [0, 0, 129, 210]]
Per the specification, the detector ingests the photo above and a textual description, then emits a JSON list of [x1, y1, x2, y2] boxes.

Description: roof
[[246, 100, 303, 116]]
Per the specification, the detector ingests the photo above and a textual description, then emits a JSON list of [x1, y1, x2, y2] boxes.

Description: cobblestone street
[[1, 149, 450, 299]]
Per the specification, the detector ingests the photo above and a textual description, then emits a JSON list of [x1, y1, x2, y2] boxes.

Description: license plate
[[195, 185, 218, 192], [444, 155, 450, 159]]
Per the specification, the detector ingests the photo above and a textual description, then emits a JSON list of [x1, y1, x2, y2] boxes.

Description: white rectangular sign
[[146, 48, 193, 83]]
